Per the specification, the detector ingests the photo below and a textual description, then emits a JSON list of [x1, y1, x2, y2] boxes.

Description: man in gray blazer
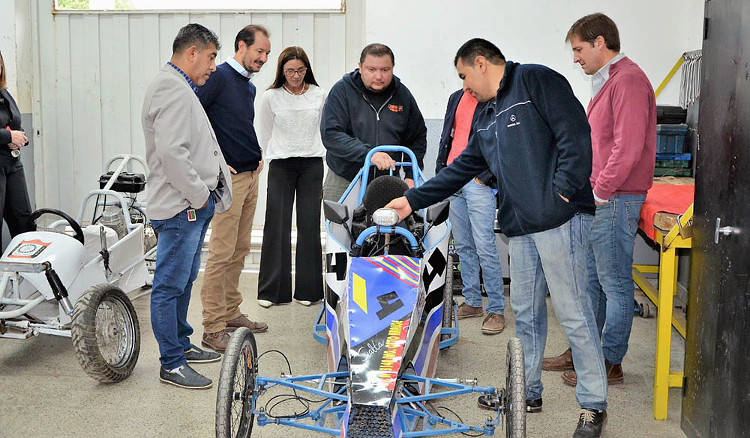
[[142, 23, 233, 390]]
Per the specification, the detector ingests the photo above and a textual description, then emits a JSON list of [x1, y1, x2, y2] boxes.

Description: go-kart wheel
[[28, 208, 85, 244], [505, 337, 526, 438], [216, 327, 257, 438], [71, 284, 140, 382]]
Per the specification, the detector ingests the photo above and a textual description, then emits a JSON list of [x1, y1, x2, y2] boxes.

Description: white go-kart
[[0, 155, 156, 382]]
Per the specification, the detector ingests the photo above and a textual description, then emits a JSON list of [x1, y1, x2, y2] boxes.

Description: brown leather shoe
[[457, 303, 483, 319], [202, 330, 230, 353], [481, 313, 506, 335], [542, 347, 573, 371], [226, 314, 268, 333], [562, 360, 624, 386]]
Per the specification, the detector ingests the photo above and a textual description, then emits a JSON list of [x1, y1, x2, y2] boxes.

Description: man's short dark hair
[[172, 23, 221, 55], [454, 38, 506, 67], [234, 25, 270, 52], [359, 43, 394, 64], [566, 13, 620, 52]]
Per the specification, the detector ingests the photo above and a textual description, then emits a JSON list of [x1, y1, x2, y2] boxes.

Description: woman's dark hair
[[269, 46, 319, 89], [0, 50, 6, 89]]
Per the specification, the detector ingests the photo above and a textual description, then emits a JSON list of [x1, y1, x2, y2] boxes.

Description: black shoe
[[159, 364, 213, 389], [572, 409, 607, 438], [184, 344, 221, 363], [477, 394, 543, 413], [526, 397, 543, 413]]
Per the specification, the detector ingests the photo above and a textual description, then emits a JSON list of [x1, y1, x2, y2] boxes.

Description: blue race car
[[215, 146, 526, 438]]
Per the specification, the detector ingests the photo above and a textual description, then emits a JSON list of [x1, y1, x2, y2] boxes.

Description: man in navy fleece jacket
[[386, 38, 609, 438]]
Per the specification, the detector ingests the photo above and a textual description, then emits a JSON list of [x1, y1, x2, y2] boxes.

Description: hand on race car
[[385, 196, 412, 220], [370, 151, 396, 171]]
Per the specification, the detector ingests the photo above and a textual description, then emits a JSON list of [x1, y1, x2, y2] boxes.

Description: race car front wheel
[[71, 284, 140, 382], [505, 337, 526, 438], [216, 327, 257, 438]]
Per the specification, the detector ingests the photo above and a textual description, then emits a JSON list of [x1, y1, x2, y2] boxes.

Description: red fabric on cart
[[638, 184, 695, 241]]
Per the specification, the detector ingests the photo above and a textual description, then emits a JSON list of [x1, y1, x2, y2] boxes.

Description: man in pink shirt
[[544, 13, 656, 393]]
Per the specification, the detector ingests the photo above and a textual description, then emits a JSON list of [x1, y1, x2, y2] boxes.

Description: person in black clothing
[[320, 43, 427, 202], [0, 49, 33, 248]]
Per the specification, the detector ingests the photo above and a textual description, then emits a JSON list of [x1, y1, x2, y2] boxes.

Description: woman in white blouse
[[256, 46, 326, 307]]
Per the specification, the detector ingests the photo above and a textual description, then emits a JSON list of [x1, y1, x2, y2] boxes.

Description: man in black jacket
[[320, 43, 427, 201], [386, 38, 608, 438], [436, 90, 506, 335]]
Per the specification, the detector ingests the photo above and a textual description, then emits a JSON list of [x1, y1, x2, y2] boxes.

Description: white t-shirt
[[257, 84, 327, 161]]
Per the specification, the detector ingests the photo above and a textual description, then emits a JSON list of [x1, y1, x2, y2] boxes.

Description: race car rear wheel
[[216, 327, 257, 438], [505, 337, 526, 438], [71, 284, 140, 382]]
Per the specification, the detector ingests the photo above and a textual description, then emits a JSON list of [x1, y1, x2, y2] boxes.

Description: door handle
[[715, 217, 741, 243]]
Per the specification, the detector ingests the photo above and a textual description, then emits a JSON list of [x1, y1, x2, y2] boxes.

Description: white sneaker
[[296, 300, 312, 306], [257, 299, 273, 308]]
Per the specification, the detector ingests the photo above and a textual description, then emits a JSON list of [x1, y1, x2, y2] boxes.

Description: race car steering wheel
[[28, 208, 85, 245]]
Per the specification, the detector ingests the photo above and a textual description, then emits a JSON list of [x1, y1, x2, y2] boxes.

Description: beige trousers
[[200, 170, 259, 333]]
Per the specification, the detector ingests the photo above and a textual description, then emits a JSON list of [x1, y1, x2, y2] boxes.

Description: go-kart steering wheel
[[28, 208, 85, 244]]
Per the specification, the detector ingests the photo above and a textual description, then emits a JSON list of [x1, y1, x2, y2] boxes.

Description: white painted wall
[[6, 0, 706, 230], [25, 0, 356, 226], [366, 0, 705, 119]]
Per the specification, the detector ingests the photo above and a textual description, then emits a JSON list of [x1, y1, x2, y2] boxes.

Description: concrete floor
[[0, 274, 686, 438]]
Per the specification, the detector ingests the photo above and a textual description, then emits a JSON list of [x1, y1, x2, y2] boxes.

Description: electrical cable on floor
[[257, 349, 330, 419]]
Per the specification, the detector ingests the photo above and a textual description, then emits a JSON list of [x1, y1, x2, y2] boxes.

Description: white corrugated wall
[[29, 0, 359, 225]]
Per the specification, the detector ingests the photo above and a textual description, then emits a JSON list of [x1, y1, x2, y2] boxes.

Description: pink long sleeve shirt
[[587, 57, 656, 201]]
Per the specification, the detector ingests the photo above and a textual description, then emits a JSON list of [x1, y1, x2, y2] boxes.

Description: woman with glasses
[[256, 46, 326, 307], [0, 49, 33, 248]]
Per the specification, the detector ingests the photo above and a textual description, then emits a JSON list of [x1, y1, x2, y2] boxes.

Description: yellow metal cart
[[633, 195, 693, 420]]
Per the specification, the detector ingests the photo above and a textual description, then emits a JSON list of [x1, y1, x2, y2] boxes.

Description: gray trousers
[[322, 171, 351, 202]]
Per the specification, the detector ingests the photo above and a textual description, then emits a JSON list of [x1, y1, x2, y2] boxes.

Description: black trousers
[[258, 157, 324, 303], [0, 154, 32, 248]]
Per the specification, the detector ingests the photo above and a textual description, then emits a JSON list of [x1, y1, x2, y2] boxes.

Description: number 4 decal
[[376, 291, 404, 320]]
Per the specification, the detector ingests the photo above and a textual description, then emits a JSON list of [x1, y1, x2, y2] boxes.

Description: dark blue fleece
[[196, 62, 262, 173], [406, 61, 594, 237], [320, 70, 427, 181]]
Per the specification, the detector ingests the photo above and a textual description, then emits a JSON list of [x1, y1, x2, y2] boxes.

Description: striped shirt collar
[[167, 62, 198, 93]]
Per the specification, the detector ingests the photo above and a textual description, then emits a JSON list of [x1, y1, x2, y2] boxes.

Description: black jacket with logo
[[321, 70, 427, 181], [406, 61, 594, 237]]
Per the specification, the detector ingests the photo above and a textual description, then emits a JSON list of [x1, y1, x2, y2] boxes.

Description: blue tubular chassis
[[313, 145, 459, 350], [216, 146, 523, 438], [253, 371, 502, 436]]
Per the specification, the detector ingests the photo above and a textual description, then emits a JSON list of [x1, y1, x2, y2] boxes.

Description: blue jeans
[[449, 180, 505, 315], [587, 194, 646, 364], [150, 197, 215, 370], [509, 213, 607, 411]]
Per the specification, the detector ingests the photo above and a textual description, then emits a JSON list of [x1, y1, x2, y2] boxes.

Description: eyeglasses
[[284, 67, 307, 77]]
